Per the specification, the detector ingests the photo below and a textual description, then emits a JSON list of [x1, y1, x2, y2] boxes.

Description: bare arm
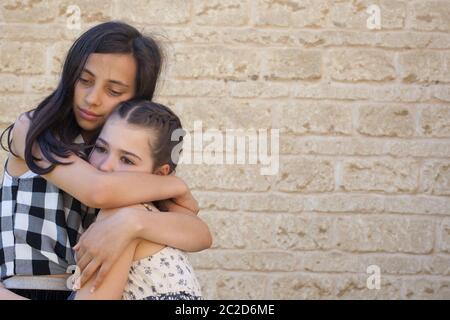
[[42, 155, 188, 209], [10, 113, 189, 209], [133, 209, 212, 250], [75, 205, 212, 289], [74, 239, 139, 300]]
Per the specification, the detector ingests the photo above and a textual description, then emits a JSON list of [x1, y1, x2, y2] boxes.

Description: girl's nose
[[99, 157, 115, 172], [85, 86, 101, 107]]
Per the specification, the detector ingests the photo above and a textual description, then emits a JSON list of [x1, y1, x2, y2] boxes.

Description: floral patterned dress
[[122, 246, 202, 300]]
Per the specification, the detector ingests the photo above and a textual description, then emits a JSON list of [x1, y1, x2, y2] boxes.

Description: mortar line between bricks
[[194, 270, 450, 280], [6, 40, 447, 52], [196, 269, 450, 279], [155, 98, 450, 110], [192, 189, 447, 198], [156, 95, 450, 103], [3, 37, 450, 51], [4, 21, 450, 35], [193, 189, 450, 199], [191, 190, 450, 197], [280, 135, 450, 143], [142, 23, 450, 36], [156, 96, 446, 103], [200, 210, 450, 220], [146, 42, 450, 51], [193, 247, 450, 258], [278, 154, 450, 160]]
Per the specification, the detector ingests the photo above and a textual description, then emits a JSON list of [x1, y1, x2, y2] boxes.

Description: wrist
[[173, 176, 188, 197], [123, 208, 146, 239]]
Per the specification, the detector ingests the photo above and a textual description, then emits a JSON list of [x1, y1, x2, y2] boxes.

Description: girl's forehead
[[100, 118, 152, 157], [84, 53, 137, 85]]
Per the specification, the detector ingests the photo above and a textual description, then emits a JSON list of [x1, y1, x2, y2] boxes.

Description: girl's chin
[[76, 117, 102, 131]]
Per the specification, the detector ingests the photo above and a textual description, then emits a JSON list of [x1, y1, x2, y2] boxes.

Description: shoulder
[[9, 112, 33, 155], [13, 112, 32, 135], [8, 111, 40, 161]]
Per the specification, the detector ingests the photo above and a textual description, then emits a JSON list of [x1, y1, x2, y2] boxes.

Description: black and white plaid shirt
[[0, 164, 97, 280]]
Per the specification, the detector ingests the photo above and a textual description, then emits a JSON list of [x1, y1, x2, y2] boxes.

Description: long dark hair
[[1, 21, 163, 175], [111, 100, 184, 174]]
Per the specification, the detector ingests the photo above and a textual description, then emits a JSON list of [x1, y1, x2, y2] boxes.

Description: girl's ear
[[154, 164, 171, 176]]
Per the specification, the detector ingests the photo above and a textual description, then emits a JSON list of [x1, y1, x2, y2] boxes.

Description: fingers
[[72, 277, 81, 291], [74, 244, 86, 263], [76, 252, 93, 273], [79, 259, 101, 288], [74, 224, 92, 252], [74, 233, 90, 262], [74, 235, 86, 256], [91, 262, 112, 293]]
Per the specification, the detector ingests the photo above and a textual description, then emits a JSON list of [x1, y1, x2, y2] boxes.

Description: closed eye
[[79, 78, 93, 86], [121, 156, 134, 165], [108, 89, 123, 97], [94, 145, 107, 154]]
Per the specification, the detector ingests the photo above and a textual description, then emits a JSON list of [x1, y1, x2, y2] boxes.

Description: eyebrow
[[97, 138, 142, 161], [82, 68, 130, 88]]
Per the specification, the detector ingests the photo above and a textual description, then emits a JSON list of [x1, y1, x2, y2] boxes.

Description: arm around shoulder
[[9, 113, 191, 208]]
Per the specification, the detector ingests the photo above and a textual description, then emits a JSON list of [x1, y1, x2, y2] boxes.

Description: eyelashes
[[78, 78, 124, 97], [93, 145, 135, 165]]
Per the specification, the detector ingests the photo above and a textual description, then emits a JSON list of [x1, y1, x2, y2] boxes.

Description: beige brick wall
[[1, 0, 450, 299]]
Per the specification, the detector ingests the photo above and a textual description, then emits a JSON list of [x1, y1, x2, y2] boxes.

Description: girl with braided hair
[[70, 100, 203, 300]]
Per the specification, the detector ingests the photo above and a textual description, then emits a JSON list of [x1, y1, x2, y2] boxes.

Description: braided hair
[[111, 99, 184, 173]]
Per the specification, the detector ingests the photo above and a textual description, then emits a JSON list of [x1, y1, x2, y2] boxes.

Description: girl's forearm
[[91, 171, 187, 209], [43, 154, 188, 209], [128, 209, 212, 252], [12, 114, 187, 208], [12, 114, 191, 209], [171, 190, 200, 214]]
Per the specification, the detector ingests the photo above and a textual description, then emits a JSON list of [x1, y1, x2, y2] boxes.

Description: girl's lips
[[78, 107, 101, 121]]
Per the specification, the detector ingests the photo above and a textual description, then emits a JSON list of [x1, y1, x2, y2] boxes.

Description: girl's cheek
[[104, 98, 122, 117], [88, 152, 101, 168], [74, 82, 86, 98]]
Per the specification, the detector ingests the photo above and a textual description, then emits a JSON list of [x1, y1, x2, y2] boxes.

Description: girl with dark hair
[[0, 21, 211, 300], [70, 100, 202, 300]]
